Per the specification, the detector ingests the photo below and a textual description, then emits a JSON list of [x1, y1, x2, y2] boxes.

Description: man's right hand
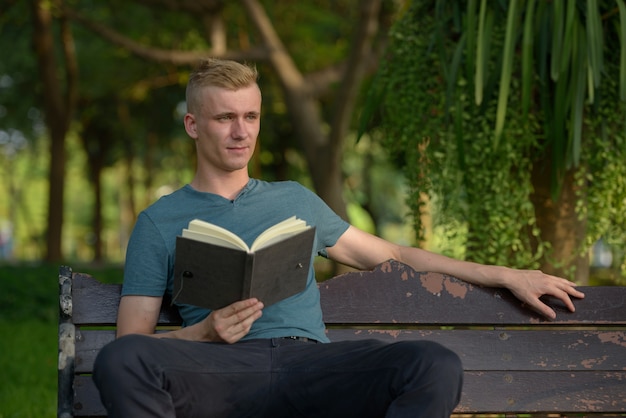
[[204, 298, 264, 343]]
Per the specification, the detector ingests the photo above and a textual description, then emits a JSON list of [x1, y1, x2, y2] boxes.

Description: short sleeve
[[121, 212, 171, 297]]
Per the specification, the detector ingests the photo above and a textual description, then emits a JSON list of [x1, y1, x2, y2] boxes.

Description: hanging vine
[[364, 0, 626, 282]]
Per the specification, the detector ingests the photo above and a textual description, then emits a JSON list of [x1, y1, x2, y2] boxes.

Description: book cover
[[173, 224, 315, 310]]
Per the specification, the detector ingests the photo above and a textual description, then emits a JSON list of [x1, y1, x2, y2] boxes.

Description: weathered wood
[[58, 260, 626, 417], [69, 261, 626, 326], [326, 329, 626, 371], [74, 328, 626, 373], [460, 371, 626, 413], [320, 261, 626, 325], [57, 265, 75, 418]]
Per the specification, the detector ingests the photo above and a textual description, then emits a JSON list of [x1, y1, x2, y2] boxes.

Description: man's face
[[184, 84, 262, 175]]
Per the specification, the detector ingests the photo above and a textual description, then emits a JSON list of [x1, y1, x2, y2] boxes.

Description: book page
[[250, 216, 310, 251], [184, 220, 249, 251], [181, 229, 245, 251]]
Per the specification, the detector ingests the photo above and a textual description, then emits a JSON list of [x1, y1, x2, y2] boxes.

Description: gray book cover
[[173, 227, 315, 310]]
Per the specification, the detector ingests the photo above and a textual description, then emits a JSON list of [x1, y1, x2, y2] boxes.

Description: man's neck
[[189, 172, 250, 201]]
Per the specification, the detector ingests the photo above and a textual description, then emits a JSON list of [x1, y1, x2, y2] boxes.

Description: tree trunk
[[32, 0, 77, 262], [121, 111, 136, 257], [92, 160, 104, 262], [32, 0, 66, 262], [530, 160, 589, 284], [87, 136, 106, 263]]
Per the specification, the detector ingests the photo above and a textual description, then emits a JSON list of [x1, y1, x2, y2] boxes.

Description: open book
[[173, 217, 315, 310]]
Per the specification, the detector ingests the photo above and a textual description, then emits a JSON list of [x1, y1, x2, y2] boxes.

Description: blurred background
[[1, 0, 625, 416]]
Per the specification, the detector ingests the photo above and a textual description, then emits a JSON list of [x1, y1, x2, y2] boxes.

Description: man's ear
[[183, 113, 198, 139]]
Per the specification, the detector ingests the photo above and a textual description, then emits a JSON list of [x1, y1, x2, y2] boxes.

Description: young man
[[94, 59, 584, 418]]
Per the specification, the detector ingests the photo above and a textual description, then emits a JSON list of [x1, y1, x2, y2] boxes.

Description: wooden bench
[[58, 259, 626, 417]]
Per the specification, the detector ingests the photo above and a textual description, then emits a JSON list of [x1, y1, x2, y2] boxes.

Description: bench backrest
[[58, 260, 626, 417]]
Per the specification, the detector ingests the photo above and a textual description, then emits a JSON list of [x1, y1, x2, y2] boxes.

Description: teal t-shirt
[[122, 179, 349, 343]]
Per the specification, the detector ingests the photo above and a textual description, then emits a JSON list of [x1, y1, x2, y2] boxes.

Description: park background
[[1, 1, 625, 416]]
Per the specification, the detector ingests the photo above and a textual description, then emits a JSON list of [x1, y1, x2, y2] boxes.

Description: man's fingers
[[530, 299, 557, 320], [212, 299, 264, 343], [566, 285, 585, 299], [218, 299, 263, 321], [533, 284, 583, 319], [552, 280, 585, 313]]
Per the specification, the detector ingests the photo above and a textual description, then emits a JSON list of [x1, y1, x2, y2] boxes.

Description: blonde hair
[[186, 58, 259, 113]]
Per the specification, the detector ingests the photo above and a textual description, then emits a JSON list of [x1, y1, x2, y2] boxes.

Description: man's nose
[[231, 118, 247, 139]]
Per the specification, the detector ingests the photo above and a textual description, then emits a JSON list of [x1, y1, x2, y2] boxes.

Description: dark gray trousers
[[93, 334, 463, 418]]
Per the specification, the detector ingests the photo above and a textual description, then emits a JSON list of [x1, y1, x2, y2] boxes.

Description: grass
[[0, 263, 122, 418], [0, 319, 57, 417]]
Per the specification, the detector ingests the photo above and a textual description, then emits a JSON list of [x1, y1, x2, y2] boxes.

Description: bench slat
[[74, 329, 626, 373], [72, 370, 626, 416], [71, 261, 626, 326], [326, 329, 626, 371], [461, 370, 626, 413], [320, 261, 626, 325]]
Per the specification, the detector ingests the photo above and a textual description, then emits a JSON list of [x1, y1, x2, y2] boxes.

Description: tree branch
[[240, 0, 305, 92], [59, 0, 79, 123], [132, 0, 223, 14], [63, 5, 268, 65], [328, 0, 382, 153]]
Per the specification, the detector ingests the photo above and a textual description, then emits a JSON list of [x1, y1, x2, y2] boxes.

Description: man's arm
[[326, 226, 585, 319], [116, 295, 264, 343]]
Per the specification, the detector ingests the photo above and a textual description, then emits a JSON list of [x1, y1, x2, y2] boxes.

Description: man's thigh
[[267, 338, 445, 418], [155, 338, 274, 417]]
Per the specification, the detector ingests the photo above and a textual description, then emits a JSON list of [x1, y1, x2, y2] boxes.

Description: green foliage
[[0, 2, 41, 137], [579, 72, 626, 280], [366, 0, 626, 280], [264, 1, 356, 71], [343, 132, 412, 240], [360, 1, 440, 244]]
